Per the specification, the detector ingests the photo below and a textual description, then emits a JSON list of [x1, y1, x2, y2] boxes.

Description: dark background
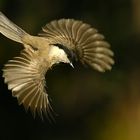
[[1, 0, 140, 140]]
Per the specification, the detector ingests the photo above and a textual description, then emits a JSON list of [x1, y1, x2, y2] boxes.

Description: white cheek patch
[[48, 46, 70, 64]]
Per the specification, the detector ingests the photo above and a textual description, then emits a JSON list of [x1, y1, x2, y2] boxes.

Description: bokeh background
[[0, 0, 140, 140]]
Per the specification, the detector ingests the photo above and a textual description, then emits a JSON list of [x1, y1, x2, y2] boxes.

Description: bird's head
[[50, 43, 76, 68]]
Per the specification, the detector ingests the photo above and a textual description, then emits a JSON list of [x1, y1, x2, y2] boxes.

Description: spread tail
[[0, 12, 27, 43]]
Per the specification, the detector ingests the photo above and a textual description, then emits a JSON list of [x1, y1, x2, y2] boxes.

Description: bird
[[0, 11, 114, 120]]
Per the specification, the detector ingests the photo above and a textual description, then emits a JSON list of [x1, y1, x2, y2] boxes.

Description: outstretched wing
[[3, 47, 54, 120], [39, 19, 114, 72]]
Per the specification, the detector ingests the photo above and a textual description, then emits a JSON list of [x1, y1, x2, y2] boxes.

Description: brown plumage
[[0, 12, 114, 120]]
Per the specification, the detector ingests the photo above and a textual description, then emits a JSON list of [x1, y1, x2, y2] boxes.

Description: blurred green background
[[1, 0, 140, 140]]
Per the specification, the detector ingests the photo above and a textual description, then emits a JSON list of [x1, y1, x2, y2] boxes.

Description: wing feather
[[39, 19, 114, 72], [2, 48, 54, 120]]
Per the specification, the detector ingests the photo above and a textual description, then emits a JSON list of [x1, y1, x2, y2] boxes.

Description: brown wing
[[39, 19, 114, 72], [3, 47, 54, 120]]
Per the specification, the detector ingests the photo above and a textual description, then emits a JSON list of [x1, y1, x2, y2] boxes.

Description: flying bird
[[0, 12, 114, 120]]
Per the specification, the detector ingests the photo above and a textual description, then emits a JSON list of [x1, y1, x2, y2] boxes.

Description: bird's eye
[[67, 51, 77, 63], [51, 43, 77, 62]]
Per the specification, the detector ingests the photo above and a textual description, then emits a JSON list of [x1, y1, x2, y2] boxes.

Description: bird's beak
[[70, 62, 74, 68]]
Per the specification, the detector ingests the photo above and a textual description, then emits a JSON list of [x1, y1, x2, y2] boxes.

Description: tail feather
[[0, 12, 27, 43]]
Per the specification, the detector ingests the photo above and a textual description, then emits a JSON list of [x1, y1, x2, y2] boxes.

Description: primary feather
[[3, 47, 54, 120], [39, 19, 114, 72]]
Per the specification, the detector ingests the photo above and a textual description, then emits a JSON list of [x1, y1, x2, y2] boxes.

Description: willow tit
[[0, 12, 114, 120]]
